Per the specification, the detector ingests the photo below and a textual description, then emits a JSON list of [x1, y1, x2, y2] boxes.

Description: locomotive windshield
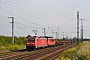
[[28, 38, 35, 43], [50, 39, 54, 42]]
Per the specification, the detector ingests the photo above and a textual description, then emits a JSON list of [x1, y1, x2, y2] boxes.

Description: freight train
[[26, 36, 75, 50]]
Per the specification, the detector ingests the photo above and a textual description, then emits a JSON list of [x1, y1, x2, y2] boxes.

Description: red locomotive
[[26, 35, 76, 50], [26, 36, 56, 50]]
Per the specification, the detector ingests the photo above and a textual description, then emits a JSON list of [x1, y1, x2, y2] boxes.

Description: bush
[[56, 43, 89, 60], [0, 36, 26, 51]]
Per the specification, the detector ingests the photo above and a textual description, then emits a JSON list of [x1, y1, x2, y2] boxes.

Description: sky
[[0, 0, 90, 38]]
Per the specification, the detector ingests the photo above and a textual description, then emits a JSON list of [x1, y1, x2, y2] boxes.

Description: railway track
[[0, 43, 77, 60], [24, 43, 76, 60], [0, 46, 59, 60], [41, 44, 76, 60]]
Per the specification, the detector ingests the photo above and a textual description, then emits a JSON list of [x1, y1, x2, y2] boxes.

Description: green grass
[[0, 44, 26, 51]]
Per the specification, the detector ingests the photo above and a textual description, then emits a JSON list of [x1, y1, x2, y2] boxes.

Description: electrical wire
[[49, 17, 76, 27], [0, 7, 78, 37], [0, 17, 42, 30], [0, 7, 77, 31], [0, 8, 48, 27]]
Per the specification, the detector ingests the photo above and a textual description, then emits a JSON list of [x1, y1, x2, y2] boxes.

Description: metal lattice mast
[[52, 29, 54, 37], [8, 17, 14, 45], [42, 28, 46, 37], [80, 18, 85, 42], [77, 11, 79, 44]]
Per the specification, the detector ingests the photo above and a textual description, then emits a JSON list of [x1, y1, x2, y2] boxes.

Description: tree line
[[0, 35, 27, 46]]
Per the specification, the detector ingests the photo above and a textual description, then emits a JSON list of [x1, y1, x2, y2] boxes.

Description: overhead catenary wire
[[0, 17, 44, 30], [49, 17, 76, 27], [14, 18, 43, 29], [0, 8, 49, 34], [0, 14, 77, 33], [0, 8, 48, 27], [0, 21, 26, 30], [0, 23, 10, 26], [0, 8, 77, 29], [0, 8, 78, 37], [0, 17, 42, 30], [0, 16, 77, 37], [47, 18, 76, 38], [0, 17, 9, 21], [0, 18, 44, 36]]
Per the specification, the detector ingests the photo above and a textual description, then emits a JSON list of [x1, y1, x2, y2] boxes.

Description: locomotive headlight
[[27, 43, 30, 44], [32, 43, 35, 44]]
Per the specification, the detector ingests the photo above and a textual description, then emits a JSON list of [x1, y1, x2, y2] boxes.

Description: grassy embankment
[[0, 36, 27, 51], [56, 41, 90, 60]]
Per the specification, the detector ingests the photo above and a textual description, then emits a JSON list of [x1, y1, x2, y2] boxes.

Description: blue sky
[[0, 0, 90, 38]]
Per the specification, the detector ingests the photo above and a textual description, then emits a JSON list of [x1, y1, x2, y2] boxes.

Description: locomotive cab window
[[28, 38, 35, 43], [50, 39, 54, 42]]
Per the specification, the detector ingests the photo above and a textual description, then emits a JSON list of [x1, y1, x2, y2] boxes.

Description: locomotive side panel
[[36, 38, 48, 48], [48, 38, 56, 46]]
